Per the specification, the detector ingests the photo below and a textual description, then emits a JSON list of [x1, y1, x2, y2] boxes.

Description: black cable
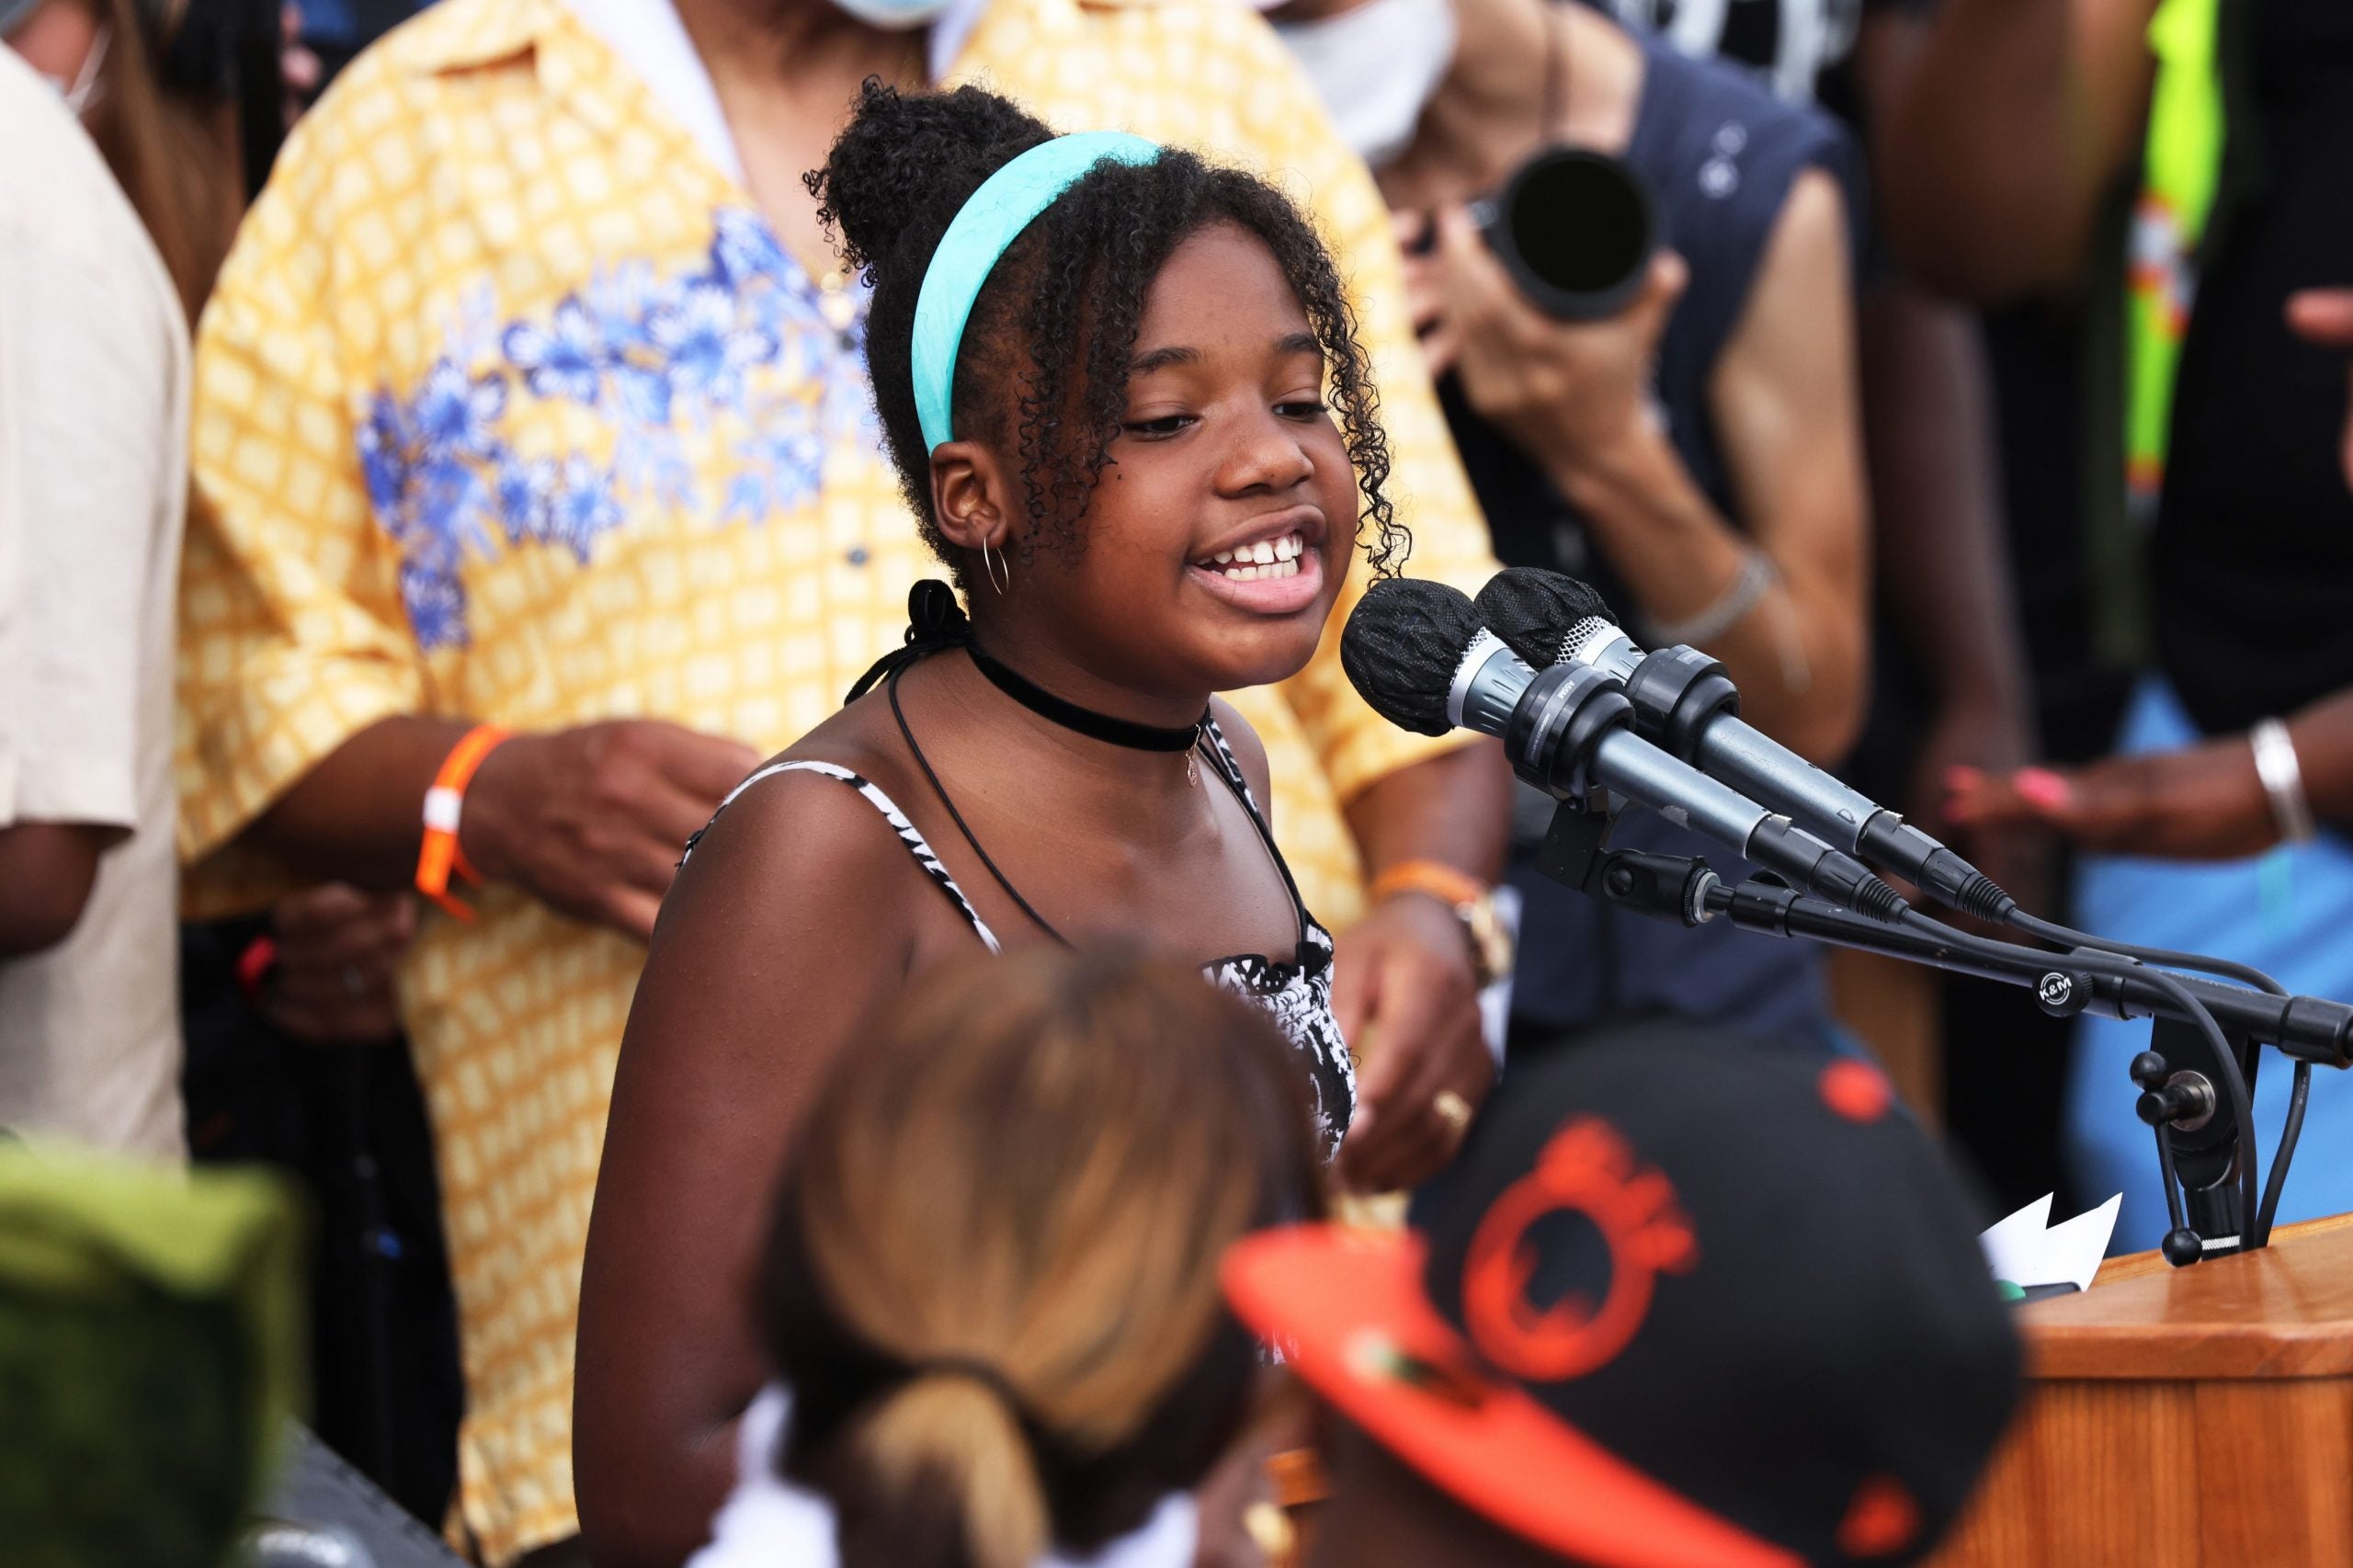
[[2007, 909, 2287, 997], [1902, 911, 2260, 1244], [2009, 906, 2299, 1246], [2256, 1062, 2313, 1245]]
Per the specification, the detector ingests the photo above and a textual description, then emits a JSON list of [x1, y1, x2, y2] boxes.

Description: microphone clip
[[1536, 808, 1723, 933], [1533, 795, 1615, 893]]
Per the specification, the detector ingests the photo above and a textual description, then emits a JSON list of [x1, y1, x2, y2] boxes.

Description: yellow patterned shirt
[[179, 0, 1494, 1556]]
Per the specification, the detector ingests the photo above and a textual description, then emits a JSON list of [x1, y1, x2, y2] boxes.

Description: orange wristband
[[1368, 858, 1513, 987], [415, 723, 509, 921], [1367, 858, 1487, 911]]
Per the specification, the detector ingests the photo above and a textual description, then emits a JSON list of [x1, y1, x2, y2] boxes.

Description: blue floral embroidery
[[359, 210, 874, 649], [399, 562, 468, 653], [652, 279, 777, 408], [551, 457, 626, 562], [410, 362, 507, 457], [493, 453, 557, 549], [502, 299, 609, 404], [724, 425, 826, 523]]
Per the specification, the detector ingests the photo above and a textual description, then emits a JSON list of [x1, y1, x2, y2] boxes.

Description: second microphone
[[1340, 577, 1910, 924]]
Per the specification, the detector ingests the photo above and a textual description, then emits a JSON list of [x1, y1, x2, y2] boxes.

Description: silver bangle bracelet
[[2250, 717, 2318, 845], [1648, 546, 1777, 648]]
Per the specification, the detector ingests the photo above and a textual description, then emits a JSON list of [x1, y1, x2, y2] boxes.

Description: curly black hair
[[807, 80, 1406, 592]]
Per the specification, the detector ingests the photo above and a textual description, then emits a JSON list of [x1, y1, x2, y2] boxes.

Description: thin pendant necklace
[[966, 644, 1210, 788]]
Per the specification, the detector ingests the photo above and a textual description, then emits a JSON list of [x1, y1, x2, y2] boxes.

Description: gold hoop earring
[[982, 540, 1011, 596]]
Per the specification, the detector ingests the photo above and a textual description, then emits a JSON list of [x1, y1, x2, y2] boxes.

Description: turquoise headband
[[910, 131, 1163, 454]]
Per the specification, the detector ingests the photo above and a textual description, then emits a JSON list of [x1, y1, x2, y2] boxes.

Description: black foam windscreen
[[1473, 568, 1617, 668], [1340, 578, 1487, 736]]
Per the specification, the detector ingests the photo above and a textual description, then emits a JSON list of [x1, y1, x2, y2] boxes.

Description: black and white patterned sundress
[[687, 719, 1356, 1156]]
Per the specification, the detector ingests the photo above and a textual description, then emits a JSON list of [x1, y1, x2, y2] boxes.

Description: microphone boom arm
[[1574, 841, 2353, 1067]]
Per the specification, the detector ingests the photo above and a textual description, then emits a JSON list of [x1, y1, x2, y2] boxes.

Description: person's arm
[[1856, 281, 2040, 898], [1334, 743, 1508, 1190], [246, 713, 757, 939], [574, 767, 925, 1568], [0, 825, 112, 956], [1846, 10, 2042, 906], [1872, 0, 2158, 301], [176, 101, 434, 912], [179, 111, 757, 933], [1945, 687, 2353, 859], [1937, 286, 2353, 862], [0, 205, 166, 956], [1434, 170, 1870, 761]]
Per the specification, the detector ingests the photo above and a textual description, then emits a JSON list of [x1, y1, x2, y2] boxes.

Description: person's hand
[[1425, 203, 1688, 473], [1331, 892, 1494, 1192], [261, 882, 415, 1043], [1907, 691, 2050, 922], [2287, 288, 2353, 493], [1943, 738, 2279, 862], [461, 720, 761, 940]]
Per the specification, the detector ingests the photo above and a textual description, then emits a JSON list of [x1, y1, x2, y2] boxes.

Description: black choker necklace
[[967, 645, 1208, 755]]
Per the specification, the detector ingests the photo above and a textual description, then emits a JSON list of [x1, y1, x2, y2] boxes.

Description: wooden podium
[[1931, 1211, 2353, 1565]]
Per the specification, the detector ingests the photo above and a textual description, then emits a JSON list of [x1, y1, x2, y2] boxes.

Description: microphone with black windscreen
[[1336, 573, 1482, 738], [1340, 579, 1909, 922], [1472, 567, 2018, 924]]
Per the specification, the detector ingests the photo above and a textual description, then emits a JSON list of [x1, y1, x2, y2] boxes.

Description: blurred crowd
[[5, 0, 2352, 1562]]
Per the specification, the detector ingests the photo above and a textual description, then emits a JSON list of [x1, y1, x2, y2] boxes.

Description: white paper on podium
[[1980, 1192, 2124, 1293]]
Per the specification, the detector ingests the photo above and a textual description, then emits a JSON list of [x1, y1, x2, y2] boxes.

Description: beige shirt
[[0, 48, 188, 1158]]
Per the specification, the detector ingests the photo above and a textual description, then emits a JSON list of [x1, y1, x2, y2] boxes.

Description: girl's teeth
[[1197, 537, 1309, 580]]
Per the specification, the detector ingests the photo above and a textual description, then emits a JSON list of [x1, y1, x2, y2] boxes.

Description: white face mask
[[827, 0, 956, 32], [37, 20, 108, 118], [1276, 0, 1457, 169]]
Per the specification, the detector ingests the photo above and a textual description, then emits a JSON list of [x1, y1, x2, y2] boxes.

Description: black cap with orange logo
[[1223, 1022, 2021, 1567]]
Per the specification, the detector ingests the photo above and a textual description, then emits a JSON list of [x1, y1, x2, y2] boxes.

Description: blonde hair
[[764, 945, 1322, 1568]]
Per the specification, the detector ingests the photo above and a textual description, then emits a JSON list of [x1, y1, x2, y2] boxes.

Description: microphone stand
[[1540, 802, 2352, 1266]]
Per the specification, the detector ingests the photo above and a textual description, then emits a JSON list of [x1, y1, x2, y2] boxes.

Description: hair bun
[[839, 1369, 1051, 1568], [809, 80, 1057, 278]]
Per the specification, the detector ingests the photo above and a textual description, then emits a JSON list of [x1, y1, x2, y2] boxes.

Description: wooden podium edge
[[2014, 1210, 2353, 1381], [1932, 1213, 2353, 1564]]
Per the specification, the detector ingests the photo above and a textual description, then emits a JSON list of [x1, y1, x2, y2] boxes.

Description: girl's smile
[[1188, 506, 1329, 614]]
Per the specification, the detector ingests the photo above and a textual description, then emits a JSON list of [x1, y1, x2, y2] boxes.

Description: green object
[[0, 1142, 304, 1568], [2123, 0, 2226, 509], [1995, 1278, 2027, 1302]]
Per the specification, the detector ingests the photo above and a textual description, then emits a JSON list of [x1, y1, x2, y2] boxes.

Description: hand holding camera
[[1409, 199, 1685, 483]]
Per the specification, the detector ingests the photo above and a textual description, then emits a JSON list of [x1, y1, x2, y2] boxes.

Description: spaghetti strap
[[684, 760, 1002, 953], [1195, 717, 1313, 952]]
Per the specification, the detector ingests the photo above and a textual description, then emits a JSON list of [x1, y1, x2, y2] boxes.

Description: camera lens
[[1481, 148, 1658, 320]]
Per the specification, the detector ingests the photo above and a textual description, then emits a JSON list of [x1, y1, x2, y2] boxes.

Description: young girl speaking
[[575, 82, 1487, 1566]]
